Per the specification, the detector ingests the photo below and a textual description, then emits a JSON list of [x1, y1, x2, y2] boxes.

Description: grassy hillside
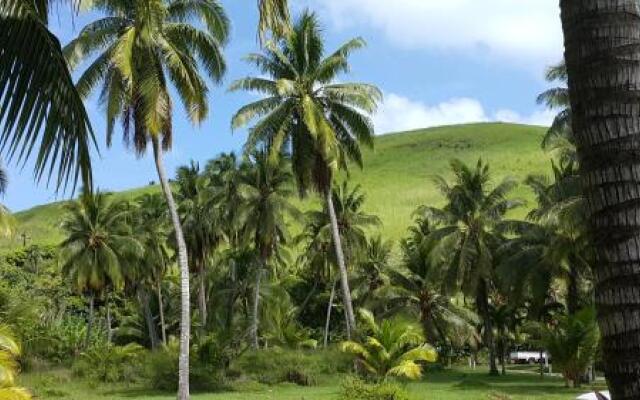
[[4, 122, 551, 250]]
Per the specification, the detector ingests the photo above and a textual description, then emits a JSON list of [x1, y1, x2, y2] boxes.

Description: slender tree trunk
[[138, 286, 160, 349], [477, 278, 498, 376], [157, 279, 167, 346], [85, 292, 95, 349], [251, 264, 263, 349], [198, 261, 207, 330], [560, 1, 640, 398], [152, 137, 190, 400], [324, 279, 337, 349], [326, 190, 356, 338], [106, 295, 112, 344], [567, 263, 579, 316]]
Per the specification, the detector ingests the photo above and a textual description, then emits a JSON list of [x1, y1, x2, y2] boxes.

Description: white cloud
[[374, 93, 554, 134], [304, 0, 563, 68]]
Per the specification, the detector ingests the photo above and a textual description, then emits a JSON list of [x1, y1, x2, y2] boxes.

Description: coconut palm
[[231, 11, 382, 336], [0, 0, 95, 190], [419, 159, 522, 375], [0, 163, 14, 238], [64, 1, 228, 396], [384, 216, 478, 355], [340, 309, 437, 381], [0, 325, 31, 399], [537, 62, 574, 161], [175, 161, 225, 330], [237, 152, 299, 348], [60, 190, 140, 348]]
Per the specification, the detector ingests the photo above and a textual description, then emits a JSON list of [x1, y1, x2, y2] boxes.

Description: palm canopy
[[231, 10, 382, 195], [0, 0, 95, 189], [64, 0, 229, 152], [60, 190, 141, 293], [420, 158, 522, 296], [0, 325, 31, 399], [238, 151, 299, 261]]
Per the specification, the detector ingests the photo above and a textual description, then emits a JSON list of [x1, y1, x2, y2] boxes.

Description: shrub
[[338, 376, 411, 400], [144, 339, 227, 392], [72, 343, 145, 383], [232, 348, 351, 386]]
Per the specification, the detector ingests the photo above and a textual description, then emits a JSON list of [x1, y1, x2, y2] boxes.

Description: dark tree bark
[[138, 286, 160, 349], [560, 1, 640, 397]]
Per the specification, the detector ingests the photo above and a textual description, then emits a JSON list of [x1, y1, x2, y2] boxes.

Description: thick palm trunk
[[560, 1, 640, 398], [85, 293, 95, 349], [251, 264, 263, 349], [152, 137, 190, 400], [477, 278, 498, 376], [324, 279, 337, 348], [326, 190, 356, 338], [157, 279, 167, 346]]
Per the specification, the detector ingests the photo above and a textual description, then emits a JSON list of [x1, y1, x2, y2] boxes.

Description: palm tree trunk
[[85, 292, 95, 349], [326, 190, 356, 338], [567, 263, 579, 316], [198, 261, 207, 330], [477, 278, 498, 376], [324, 279, 337, 348], [157, 279, 167, 346], [560, 1, 640, 397], [138, 286, 160, 349], [106, 295, 112, 344], [251, 264, 263, 349], [152, 137, 190, 400]]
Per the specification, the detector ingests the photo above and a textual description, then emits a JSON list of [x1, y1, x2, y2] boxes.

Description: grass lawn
[[20, 367, 606, 400]]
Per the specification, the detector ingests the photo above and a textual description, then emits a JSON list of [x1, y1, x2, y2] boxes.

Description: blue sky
[[7, 0, 563, 211]]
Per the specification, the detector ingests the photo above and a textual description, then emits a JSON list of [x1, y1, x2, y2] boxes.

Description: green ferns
[[341, 309, 437, 381]]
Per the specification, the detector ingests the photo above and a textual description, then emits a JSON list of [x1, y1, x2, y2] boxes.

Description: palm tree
[[0, 0, 95, 190], [60, 190, 140, 348], [420, 159, 522, 375], [135, 193, 172, 345], [297, 182, 380, 340], [340, 309, 437, 381], [384, 216, 478, 365], [175, 161, 224, 330], [0, 163, 14, 237], [352, 236, 392, 307], [237, 152, 299, 348], [0, 325, 31, 399], [559, 4, 640, 393], [537, 62, 574, 162], [231, 11, 382, 336], [64, 2, 228, 396]]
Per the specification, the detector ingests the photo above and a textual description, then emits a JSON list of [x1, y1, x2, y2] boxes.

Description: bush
[[144, 339, 227, 392], [232, 348, 351, 386], [338, 376, 411, 400], [72, 343, 145, 383]]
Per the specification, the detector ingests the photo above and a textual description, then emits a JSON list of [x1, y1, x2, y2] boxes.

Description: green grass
[[4, 122, 551, 250], [20, 367, 605, 400]]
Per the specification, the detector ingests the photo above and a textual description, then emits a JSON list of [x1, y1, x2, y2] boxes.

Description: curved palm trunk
[[560, 1, 640, 398], [326, 190, 356, 338], [477, 278, 498, 376], [152, 137, 190, 400], [251, 263, 263, 349], [324, 279, 337, 348], [157, 279, 167, 346]]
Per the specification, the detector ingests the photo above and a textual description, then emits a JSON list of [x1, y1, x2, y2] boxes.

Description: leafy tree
[[64, 1, 228, 395], [537, 62, 574, 162], [231, 11, 382, 336], [340, 309, 437, 381], [420, 159, 522, 375], [352, 236, 392, 307], [238, 152, 299, 348], [60, 190, 140, 348], [0, 0, 95, 189]]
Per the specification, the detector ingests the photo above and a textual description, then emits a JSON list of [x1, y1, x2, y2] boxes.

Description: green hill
[[4, 122, 552, 250]]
